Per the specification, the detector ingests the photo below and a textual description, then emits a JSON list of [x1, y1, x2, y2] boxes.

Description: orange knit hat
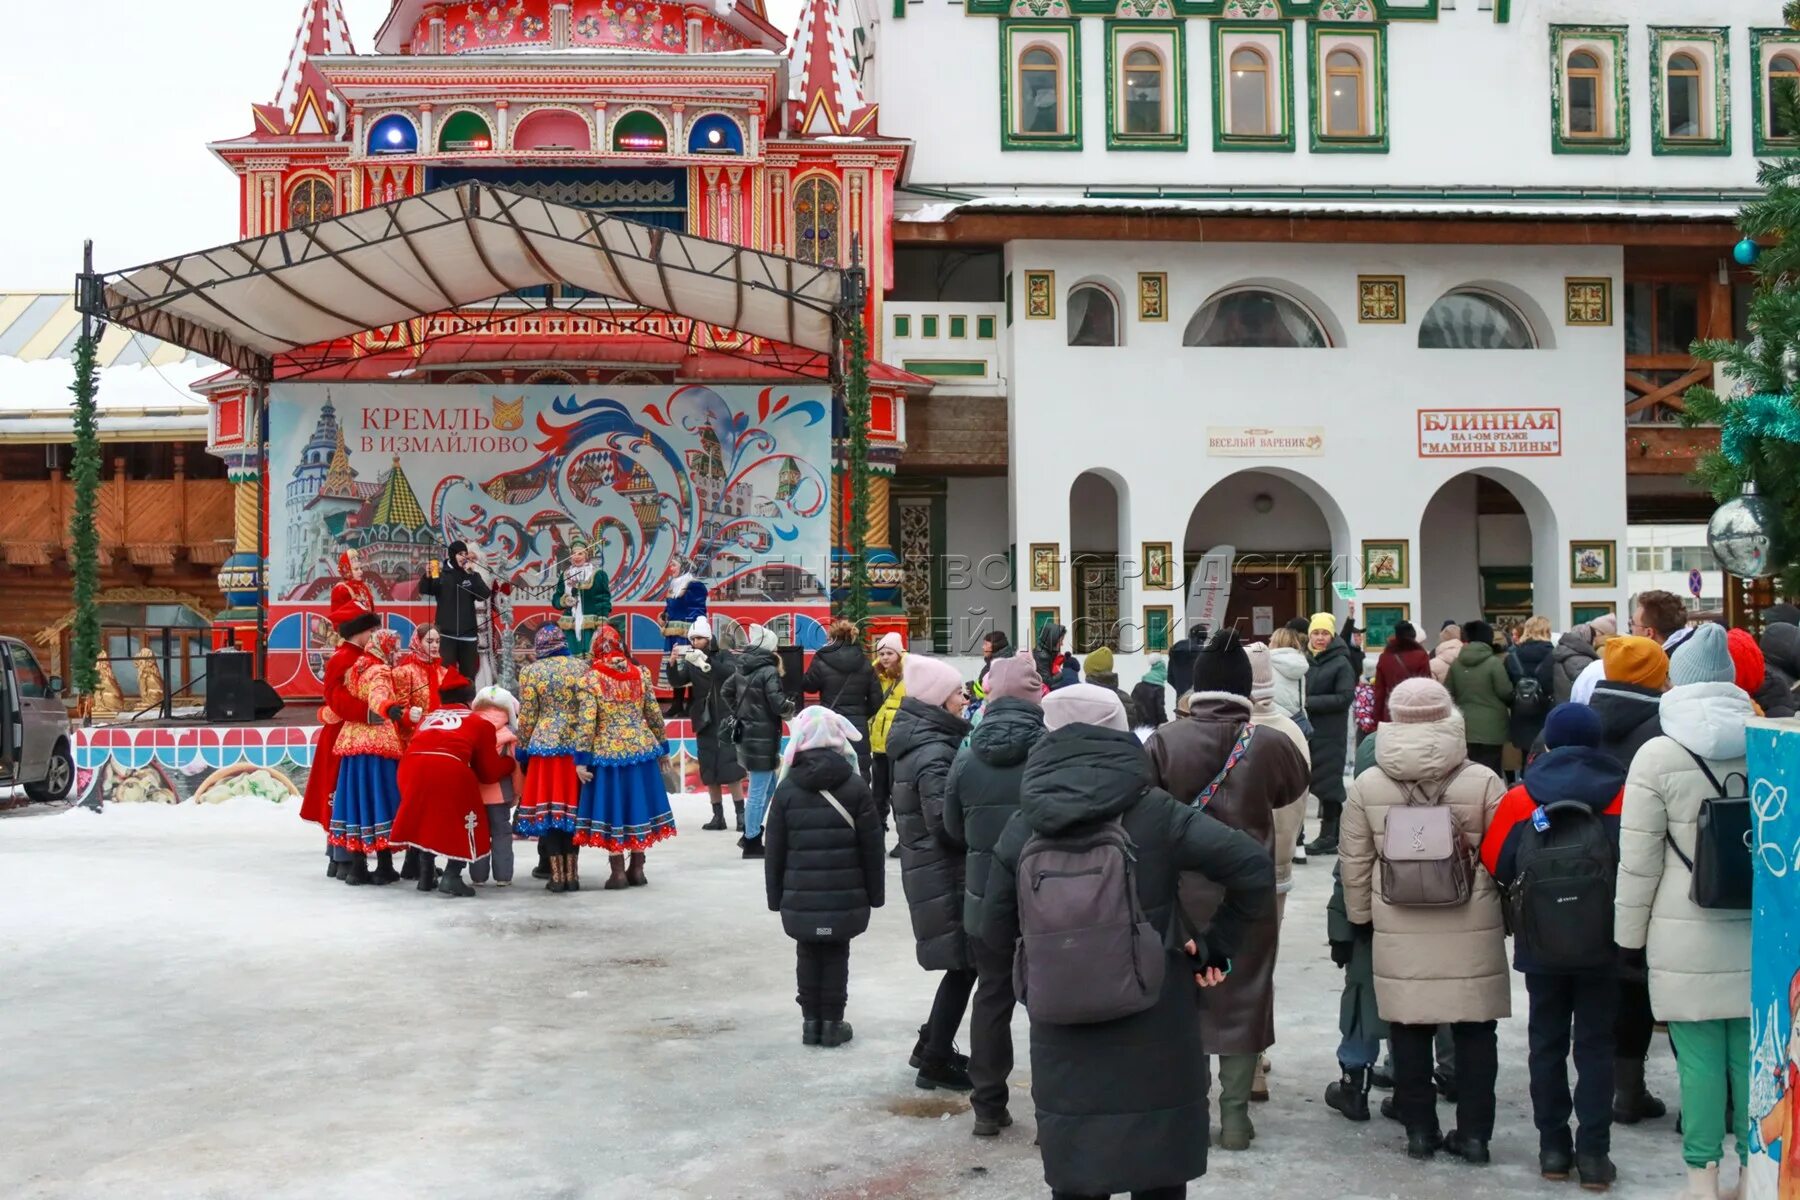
[[1602, 635, 1669, 690]]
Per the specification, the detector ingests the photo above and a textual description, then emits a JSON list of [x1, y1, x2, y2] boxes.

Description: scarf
[[590, 625, 644, 704]]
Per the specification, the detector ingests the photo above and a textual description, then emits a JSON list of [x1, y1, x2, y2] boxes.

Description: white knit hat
[[472, 685, 519, 722], [748, 623, 779, 653], [688, 615, 713, 640]]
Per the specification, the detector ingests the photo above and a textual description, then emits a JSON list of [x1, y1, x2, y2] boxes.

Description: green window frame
[[1000, 20, 1083, 151], [1550, 25, 1628, 155], [1753, 29, 1800, 154], [1650, 28, 1729, 156], [949, 315, 968, 338], [1307, 23, 1387, 153], [1212, 22, 1295, 152], [977, 315, 997, 339], [892, 314, 911, 339], [921, 314, 940, 338], [1106, 22, 1187, 151]]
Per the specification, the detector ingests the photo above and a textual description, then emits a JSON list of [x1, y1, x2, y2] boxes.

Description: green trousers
[[1668, 1018, 1751, 1168]]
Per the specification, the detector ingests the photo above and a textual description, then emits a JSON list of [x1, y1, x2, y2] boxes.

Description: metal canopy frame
[[76, 183, 858, 383]]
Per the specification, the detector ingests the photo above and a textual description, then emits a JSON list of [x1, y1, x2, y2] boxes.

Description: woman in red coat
[[392, 673, 516, 897], [1371, 621, 1433, 727], [301, 600, 381, 880]]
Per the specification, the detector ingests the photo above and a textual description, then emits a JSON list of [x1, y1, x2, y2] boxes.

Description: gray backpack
[[1012, 818, 1166, 1025], [1378, 764, 1475, 908]]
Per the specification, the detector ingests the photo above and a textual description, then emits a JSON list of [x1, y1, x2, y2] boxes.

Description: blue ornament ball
[[1734, 237, 1761, 266]]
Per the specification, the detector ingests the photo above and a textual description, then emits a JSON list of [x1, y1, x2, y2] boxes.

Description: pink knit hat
[[875, 632, 905, 656], [1388, 678, 1454, 724], [984, 651, 1044, 706], [903, 653, 964, 708]]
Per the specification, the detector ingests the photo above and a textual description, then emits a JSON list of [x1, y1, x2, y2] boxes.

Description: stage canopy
[[81, 183, 853, 379]]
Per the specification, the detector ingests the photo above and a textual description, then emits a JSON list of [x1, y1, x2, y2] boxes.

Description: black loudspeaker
[[206, 652, 286, 723], [777, 645, 806, 707]]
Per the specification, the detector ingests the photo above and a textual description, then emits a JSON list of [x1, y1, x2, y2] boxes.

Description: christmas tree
[[1685, 25, 1800, 584]]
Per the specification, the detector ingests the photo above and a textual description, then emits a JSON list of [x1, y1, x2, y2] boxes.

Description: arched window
[[287, 178, 334, 226], [1067, 284, 1119, 347], [1567, 50, 1604, 137], [367, 113, 418, 155], [1228, 46, 1271, 136], [1019, 46, 1063, 135], [792, 177, 840, 266], [687, 113, 743, 155], [1418, 290, 1537, 350], [1325, 48, 1366, 137], [438, 110, 493, 152], [611, 110, 668, 153], [1184, 289, 1329, 348], [1123, 48, 1164, 135], [1771, 53, 1800, 138], [512, 108, 592, 152], [1667, 52, 1702, 139]]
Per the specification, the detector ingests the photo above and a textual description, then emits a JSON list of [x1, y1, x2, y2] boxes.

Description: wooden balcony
[[0, 476, 237, 568]]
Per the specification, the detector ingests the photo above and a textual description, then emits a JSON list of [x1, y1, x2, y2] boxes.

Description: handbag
[[659, 751, 682, 793], [1665, 750, 1753, 910]]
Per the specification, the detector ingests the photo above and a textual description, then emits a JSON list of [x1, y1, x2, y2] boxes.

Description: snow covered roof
[[92, 184, 850, 378], [897, 194, 1747, 224]]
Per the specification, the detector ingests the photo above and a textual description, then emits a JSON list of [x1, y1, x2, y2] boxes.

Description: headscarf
[[590, 623, 645, 703], [369, 628, 400, 664], [533, 623, 568, 659], [407, 624, 438, 665]]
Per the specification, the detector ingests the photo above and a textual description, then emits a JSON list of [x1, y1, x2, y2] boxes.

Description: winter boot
[[1325, 1066, 1372, 1122], [373, 850, 400, 885], [1539, 1129, 1574, 1181], [565, 851, 581, 892], [1305, 817, 1340, 857], [604, 854, 630, 890], [327, 858, 340, 879], [741, 835, 765, 859], [1442, 1129, 1490, 1165], [1677, 1164, 1719, 1199], [437, 863, 475, 898], [915, 1055, 973, 1092], [1217, 1054, 1257, 1151], [1612, 1057, 1667, 1124], [416, 856, 439, 893], [400, 847, 421, 880], [820, 1020, 855, 1048], [1574, 1151, 1616, 1192], [910, 1025, 970, 1072], [546, 854, 567, 894], [532, 843, 552, 880], [1405, 1127, 1442, 1160], [971, 1111, 1014, 1138], [344, 857, 372, 886], [803, 1018, 822, 1046], [733, 799, 745, 832], [702, 803, 727, 831], [626, 852, 648, 886]]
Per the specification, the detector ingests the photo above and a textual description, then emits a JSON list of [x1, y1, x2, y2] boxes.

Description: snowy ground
[[4, 795, 1701, 1199]]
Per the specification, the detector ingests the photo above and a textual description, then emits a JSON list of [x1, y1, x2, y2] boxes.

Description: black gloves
[[1330, 940, 1354, 969], [1618, 946, 1648, 981], [384, 704, 406, 724]]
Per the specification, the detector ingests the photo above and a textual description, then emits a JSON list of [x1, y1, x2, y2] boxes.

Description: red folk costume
[[392, 704, 514, 863], [299, 595, 382, 833], [389, 638, 442, 740], [331, 629, 408, 852], [330, 549, 378, 626]]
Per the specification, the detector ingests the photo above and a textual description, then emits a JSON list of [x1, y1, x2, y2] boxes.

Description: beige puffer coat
[[1615, 681, 1754, 1023], [1340, 713, 1510, 1026], [1429, 638, 1463, 684], [1249, 697, 1310, 895]]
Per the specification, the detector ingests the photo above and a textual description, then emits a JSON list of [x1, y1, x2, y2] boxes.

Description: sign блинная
[[1416, 408, 1562, 458]]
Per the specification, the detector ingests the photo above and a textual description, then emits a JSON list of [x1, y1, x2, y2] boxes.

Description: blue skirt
[[576, 755, 677, 852], [331, 754, 402, 853]]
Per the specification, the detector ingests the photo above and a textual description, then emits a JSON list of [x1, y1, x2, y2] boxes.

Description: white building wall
[[1628, 522, 1725, 611], [942, 475, 1016, 653], [1003, 239, 1630, 674], [877, 1, 1769, 193]]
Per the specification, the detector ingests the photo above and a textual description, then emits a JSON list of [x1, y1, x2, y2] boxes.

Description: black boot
[[803, 1017, 822, 1046], [532, 843, 552, 881], [1574, 1152, 1616, 1191], [915, 1055, 973, 1091], [909, 1025, 969, 1072], [741, 835, 765, 859], [1325, 1065, 1372, 1122], [820, 1020, 854, 1048], [1441, 1130, 1490, 1165], [400, 847, 420, 880], [327, 859, 341, 879], [343, 857, 371, 886], [971, 1111, 1013, 1137], [416, 855, 438, 893], [733, 799, 745, 832], [702, 803, 727, 831], [1405, 1127, 1442, 1159], [436, 862, 475, 898], [1612, 1057, 1666, 1124], [372, 849, 400, 885], [1539, 1135, 1574, 1181], [1305, 816, 1340, 857]]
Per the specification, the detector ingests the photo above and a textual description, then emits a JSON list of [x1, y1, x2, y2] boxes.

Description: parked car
[[0, 637, 73, 802]]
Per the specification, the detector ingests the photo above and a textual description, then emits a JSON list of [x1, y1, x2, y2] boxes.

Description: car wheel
[[24, 741, 73, 803]]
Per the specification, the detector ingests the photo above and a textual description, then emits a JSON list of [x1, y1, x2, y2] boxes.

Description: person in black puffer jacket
[[1585, 637, 1670, 771], [1034, 622, 1082, 692], [722, 623, 793, 857], [801, 619, 884, 781], [1759, 622, 1800, 720], [889, 653, 977, 1091], [765, 707, 887, 1049], [1304, 615, 1358, 856], [668, 617, 746, 832], [1506, 618, 1557, 759], [983, 684, 1274, 1200], [944, 651, 1046, 1135]]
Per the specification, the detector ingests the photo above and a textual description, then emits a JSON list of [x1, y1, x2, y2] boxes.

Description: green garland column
[[69, 289, 103, 705], [845, 310, 872, 627]]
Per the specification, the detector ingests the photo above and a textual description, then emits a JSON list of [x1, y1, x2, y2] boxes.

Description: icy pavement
[[4, 795, 1696, 1199]]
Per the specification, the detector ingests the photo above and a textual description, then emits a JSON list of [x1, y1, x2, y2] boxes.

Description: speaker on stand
[[205, 650, 286, 723]]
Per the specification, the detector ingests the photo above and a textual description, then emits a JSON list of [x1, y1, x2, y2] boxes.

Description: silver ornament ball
[[1707, 488, 1778, 578]]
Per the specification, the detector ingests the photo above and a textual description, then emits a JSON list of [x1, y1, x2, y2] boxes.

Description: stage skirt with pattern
[[576, 748, 677, 853], [513, 754, 584, 838], [330, 754, 403, 854]]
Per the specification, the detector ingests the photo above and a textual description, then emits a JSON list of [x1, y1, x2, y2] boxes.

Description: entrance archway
[[1185, 469, 1350, 641], [1419, 469, 1560, 637], [1069, 470, 1130, 653]]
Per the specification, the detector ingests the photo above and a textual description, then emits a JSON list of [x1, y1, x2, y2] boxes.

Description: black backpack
[[1666, 751, 1753, 911], [1513, 675, 1550, 721], [1506, 800, 1618, 971]]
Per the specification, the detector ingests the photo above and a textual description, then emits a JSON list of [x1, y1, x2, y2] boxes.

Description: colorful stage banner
[[262, 382, 833, 695], [1749, 721, 1800, 1200]]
